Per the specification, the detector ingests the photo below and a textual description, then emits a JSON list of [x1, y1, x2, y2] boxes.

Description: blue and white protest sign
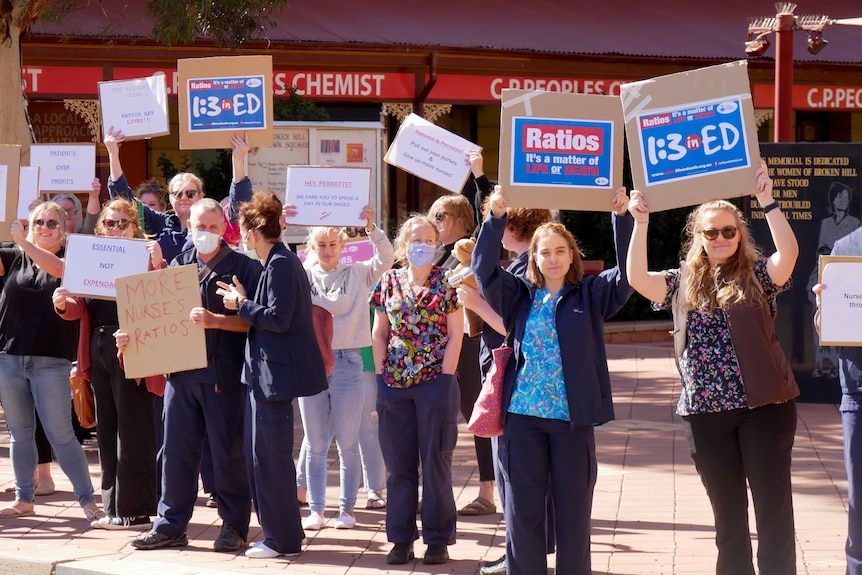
[[500, 90, 624, 212], [187, 75, 266, 132], [621, 61, 761, 212]]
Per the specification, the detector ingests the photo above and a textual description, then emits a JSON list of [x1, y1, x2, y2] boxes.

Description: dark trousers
[[90, 327, 158, 518], [500, 413, 596, 575], [153, 379, 251, 539], [458, 334, 495, 481], [377, 373, 459, 545], [245, 395, 305, 554], [683, 401, 797, 575], [842, 393, 862, 575]]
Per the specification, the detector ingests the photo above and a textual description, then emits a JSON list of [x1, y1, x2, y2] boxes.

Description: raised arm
[[10, 220, 64, 278], [82, 178, 102, 235], [626, 190, 668, 304], [756, 161, 799, 286], [360, 205, 395, 284], [227, 132, 253, 224], [104, 127, 132, 201]]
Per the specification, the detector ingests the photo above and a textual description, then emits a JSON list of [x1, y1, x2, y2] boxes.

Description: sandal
[[458, 496, 497, 516], [82, 503, 105, 522], [365, 491, 386, 509], [0, 502, 35, 518]]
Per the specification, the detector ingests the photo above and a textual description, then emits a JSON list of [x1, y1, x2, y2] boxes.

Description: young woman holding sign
[[53, 198, 165, 530]]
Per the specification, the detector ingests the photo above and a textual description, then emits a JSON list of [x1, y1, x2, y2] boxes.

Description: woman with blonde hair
[[53, 198, 164, 530], [626, 163, 800, 575], [370, 214, 463, 566]]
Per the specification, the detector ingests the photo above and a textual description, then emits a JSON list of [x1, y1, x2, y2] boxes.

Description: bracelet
[[237, 296, 247, 308], [762, 201, 780, 214]]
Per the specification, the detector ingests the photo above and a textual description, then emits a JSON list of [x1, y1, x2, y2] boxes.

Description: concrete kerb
[[56, 559, 242, 575]]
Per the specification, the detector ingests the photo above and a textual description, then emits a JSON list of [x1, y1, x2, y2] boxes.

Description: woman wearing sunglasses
[[0, 203, 102, 521], [626, 162, 800, 575], [53, 199, 165, 530]]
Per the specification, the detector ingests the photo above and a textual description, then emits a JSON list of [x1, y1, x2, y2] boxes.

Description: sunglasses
[[103, 219, 132, 230], [172, 189, 199, 199], [701, 226, 738, 241], [434, 211, 448, 222], [33, 219, 61, 229], [64, 207, 78, 216]]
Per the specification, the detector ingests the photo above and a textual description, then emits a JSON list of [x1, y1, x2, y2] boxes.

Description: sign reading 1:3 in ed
[[187, 75, 266, 132]]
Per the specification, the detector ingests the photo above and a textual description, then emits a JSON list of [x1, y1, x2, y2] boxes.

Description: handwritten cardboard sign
[[29, 143, 96, 193], [17, 166, 40, 220], [384, 113, 476, 193], [818, 255, 862, 346], [177, 55, 274, 150], [99, 75, 170, 141], [620, 60, 760, 212], [115, 265, 207, 378], [62, 234, 151, 299], [0, 145, 21, 240], [284, 165, 371, 227], [500, 90, 624, 212]]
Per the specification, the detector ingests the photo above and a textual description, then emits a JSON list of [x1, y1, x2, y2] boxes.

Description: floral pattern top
[[508, 288, 570, 420], [369, 266, 461, 388], [653, 258, 791, 416]]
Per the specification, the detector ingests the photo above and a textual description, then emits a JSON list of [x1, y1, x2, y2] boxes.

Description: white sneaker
[[302, 511, 326, 531], [245, 541, 282, 559], [333, 511, 356, 529]]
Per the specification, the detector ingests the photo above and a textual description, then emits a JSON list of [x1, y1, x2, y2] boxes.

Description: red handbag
[[467, 343, 512, 438]]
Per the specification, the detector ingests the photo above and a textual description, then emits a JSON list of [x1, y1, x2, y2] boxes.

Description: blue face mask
[[407, 243, 436, 268]]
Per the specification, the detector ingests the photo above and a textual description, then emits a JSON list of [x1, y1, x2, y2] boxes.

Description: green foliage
[[146, 0, 291, 50], [273, 88, 330, 121], [156, 153, 191, 181], [156, 151, 231, 203]]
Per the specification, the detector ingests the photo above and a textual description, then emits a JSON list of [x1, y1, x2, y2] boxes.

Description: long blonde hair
[[681, 200, 764, 311]]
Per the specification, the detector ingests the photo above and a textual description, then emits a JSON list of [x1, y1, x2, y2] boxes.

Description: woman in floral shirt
[[369, 215, 463, 566], [626, 163, 800, 575]]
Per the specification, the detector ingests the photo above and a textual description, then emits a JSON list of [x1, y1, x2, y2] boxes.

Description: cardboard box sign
[[620, 60, 761, 212], [499, 90, 624, 212], [0, 145, 21, 240], [177, 55, 274, 150]]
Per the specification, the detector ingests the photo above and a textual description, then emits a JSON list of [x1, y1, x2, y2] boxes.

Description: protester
[[298, 208, 394, 531], [105, 128, 252, 260], [218, 192, 328, 559], [53, 198, 163, 530], [626, 163, 800, 575], [472, 185, 632, 575], [813, 225, 862, 575], [116, 198, 261, 552], [136, 181, 169, 213], [0, 203, 102, 521], [370, 214, 464, 566]]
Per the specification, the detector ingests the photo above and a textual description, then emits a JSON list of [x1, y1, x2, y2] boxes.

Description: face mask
[[192, 229, 220, 255], [406, 243, 436, 268]]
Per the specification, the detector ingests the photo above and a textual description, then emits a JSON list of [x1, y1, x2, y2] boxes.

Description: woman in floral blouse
[[626, 162, 800, 575], [369, 215, 463, 567]]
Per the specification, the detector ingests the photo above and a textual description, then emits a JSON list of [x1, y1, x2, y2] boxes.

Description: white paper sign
[[99, 75, 169, 140], [30, 144, 96, 192], [284, 166, 370, 227], [18, 167, 40, 219], [383, 113, 477, 193], [820, 260, 862, 346], [62, 234, 151, 300]]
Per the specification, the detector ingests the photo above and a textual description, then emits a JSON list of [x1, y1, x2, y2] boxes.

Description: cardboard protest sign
[[620, 60, 760, 212], [284, 166, 371, 227], [383, 113, 476, 193], [17, 166, 39, 220], [0, 145, 21, 240], [99, 75, 169, 141], [29, 143, 96, 193], [499, 90, 623, 212], [63, 234, 151, 299], [115, 265, 207, 378], [177, 55, 273, 150], [818, 255, 862, 346]]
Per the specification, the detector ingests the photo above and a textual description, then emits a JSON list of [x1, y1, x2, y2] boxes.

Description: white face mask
[[192, 229, 220, 255], [406, 243, 436, 268]]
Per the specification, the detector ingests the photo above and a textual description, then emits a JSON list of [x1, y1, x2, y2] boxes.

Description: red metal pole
[[774, 12, 796, 142]]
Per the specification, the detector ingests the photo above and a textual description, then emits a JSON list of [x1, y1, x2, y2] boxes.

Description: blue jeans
[[0, 354, 95, 505], [842, 393, 862, 575], [358, 370, 386, 492], [298, 349, 365, 513]]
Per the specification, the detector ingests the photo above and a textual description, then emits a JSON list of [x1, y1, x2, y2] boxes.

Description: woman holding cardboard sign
[[53, 198, 165, 530], [0, 203, 102, 521], [626, 163, 800, 575]]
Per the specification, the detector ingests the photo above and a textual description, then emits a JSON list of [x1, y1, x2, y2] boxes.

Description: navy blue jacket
[[239, 243, 328, 402], [171, 241, 262, 391], [473, 212, 634, 427]]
